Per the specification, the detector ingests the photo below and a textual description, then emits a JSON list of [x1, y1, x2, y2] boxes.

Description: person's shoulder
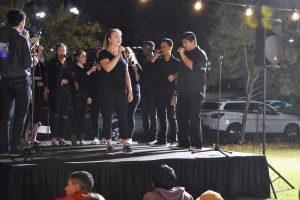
[[171, 55, 180, 62], [98, 49, 111, 59], [143, 191, 157, 200]]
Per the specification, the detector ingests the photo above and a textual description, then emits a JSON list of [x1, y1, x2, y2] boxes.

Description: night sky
[[68, 0, 214, 50]]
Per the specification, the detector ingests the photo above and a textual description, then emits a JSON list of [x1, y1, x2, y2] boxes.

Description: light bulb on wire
[[245, 6, 253, 16], [291, 10, 299, 21], [194, 0, 202, 11]]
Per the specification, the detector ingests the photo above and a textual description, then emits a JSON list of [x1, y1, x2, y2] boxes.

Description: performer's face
[[77, 52, 87, 65], [64, 178, 80, 196], [57, 47, 66, 58], [182, 39, 195, 51], [160, 42, 172, 56], [108, 31, 122, 47]]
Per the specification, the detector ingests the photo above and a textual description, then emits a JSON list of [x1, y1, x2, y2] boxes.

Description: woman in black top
[[46, 43, 76, 146], [71, 50, 92, 145], [124, 47, 142, 143], [98, 29, 133, 153]]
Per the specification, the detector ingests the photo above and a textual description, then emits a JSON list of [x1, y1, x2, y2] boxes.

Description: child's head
[[64, 171, 94, 195]]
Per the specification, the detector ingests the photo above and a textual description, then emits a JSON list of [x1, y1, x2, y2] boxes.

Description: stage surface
[[0, 143, 270, 200]]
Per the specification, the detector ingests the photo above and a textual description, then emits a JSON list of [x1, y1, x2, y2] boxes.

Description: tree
[[208, 2, 300, 142]]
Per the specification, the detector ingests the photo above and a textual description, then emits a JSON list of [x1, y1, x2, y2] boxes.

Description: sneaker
[[100, 138, 107, 145], [91, 137, 100, 145], [170, 145, 189, 150], [117, 139, 123, 144], [169, 142, 178, 147], [51, 138, 59, 146], [59, 138, 69, 146], [79, 140, 85, 145], [189, 146, 202, 151], [72, 140, 80, 146], [151, 141, 167, 146], [21, 139, 31, 150], [106, 146, 114, 153], [123, 145, 132, 153], [147, 139, 157, 145], [32, 140, 41, 147], [128, 138, 133, 144]]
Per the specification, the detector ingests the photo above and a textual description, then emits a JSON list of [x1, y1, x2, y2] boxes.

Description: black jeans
[[49, 85, 72, 139], [102, 90, 128, 140], [127, 89, 141, 139], [141, 94, 157, 141], [71, 92, 88, 141], [157, 94, 178, 143], [177, 93, 203, 148], [0, 77, 31, 152], [91, 93, 102, 139]]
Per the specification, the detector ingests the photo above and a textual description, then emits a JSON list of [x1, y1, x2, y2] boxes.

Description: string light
[[291, 10, 299, 21], [194, 0, 202, 11], [35, 11, 46, 19], [245, 6, 253, 16]]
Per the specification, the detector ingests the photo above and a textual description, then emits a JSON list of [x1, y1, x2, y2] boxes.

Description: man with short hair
[[0, 9, 32, 155], [176, 31, 207, 149], [150, 38, 179, 146], [55, 171, 94, 200]]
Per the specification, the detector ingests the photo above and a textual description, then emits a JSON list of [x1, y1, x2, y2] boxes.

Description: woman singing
[[98, 29, 133, 153]]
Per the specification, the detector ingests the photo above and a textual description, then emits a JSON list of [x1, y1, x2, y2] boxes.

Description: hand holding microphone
[[118, 46, 125, 54], [178, 47, 185, 55]]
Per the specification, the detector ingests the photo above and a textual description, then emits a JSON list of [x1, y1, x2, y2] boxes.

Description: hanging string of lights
[[193, 0, 300, 21]]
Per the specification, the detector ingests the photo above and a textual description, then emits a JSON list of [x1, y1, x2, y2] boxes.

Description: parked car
[[266, 100, 292, 110], [201, 100, 300, 142]]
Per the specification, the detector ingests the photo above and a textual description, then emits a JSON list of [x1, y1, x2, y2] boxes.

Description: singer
[[0, 9, 32, 155], [98, 28, 133, 153], [175, 31, 207, 150]]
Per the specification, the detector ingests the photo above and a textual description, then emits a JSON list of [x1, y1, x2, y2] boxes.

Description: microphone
[[36, 31, 42, 38]]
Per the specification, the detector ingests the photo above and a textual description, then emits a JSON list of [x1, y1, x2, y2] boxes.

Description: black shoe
[[170, 144, 189, 150], [32, 140, 41, 147], [123, 145, 132, 153], [106, 146, 114, 154], [151, 141, 167, 146]]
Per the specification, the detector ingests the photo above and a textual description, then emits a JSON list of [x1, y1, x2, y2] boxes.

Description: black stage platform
[[0, 143, 270, 200]]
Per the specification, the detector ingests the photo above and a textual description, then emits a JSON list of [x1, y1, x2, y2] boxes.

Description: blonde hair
[[125, 46, 139, 65], [103, 28, 122, 49]]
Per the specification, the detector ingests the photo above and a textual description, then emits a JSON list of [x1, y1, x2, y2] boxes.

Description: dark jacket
[[0, 26, 32, 78]]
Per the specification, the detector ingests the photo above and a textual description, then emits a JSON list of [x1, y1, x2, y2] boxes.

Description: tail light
[[210, 113, 225, 119]]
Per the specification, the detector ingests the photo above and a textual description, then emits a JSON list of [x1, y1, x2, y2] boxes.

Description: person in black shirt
[[139, 41, 158, 144], [45, 43, 77, 146], [0, 9, 32, 154], [124, 47, 142, 144], [98, 29, 133, 153], [71, 50, 92, 146], [150, 38, 179, 146], [175, 31, 207, 149]]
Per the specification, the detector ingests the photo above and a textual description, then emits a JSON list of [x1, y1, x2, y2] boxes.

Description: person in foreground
[[196, 190, 223, 200], [55, 171, 94, 200], [143, 164, 194, 200]]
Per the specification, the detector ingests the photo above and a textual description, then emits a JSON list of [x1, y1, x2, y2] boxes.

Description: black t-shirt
[[98, 49, 127, 94], [73, 63, 89, 94], [177, 47, 207, 96], [155, 55, 180, 96]]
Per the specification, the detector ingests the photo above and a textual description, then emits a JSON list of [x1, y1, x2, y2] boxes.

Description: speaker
[[255, 18, 282, 66]]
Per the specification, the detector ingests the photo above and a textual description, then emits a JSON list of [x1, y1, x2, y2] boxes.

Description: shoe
[[100, 138, 107, 145], [91, 137, 100, 145], [106, 146, 114, 153], [72, 140, 80, 146], [51, 138, 59, 146], [59, 138, 69, 146], [189, 146, 202, 151], [21, 139, 31, 149], [123, 145, 132, 153], [128, 138, 132, 144], [32, 140, 41, 147], [147, 139, 157, 145], [169, 142, 178, 147], [79, 140, 85, 145], [170, 145, 189, 150], [117, 139, 123, 144], [151, 141, 167, 146]]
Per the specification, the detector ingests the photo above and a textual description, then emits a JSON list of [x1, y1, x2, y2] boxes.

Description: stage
[[0, 143, 270, 200]]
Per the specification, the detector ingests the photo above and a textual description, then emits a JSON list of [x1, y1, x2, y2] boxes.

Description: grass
[[221, 143, 300, 200]]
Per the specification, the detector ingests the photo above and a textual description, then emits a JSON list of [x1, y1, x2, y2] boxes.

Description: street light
[[70, 7, 79, 15], [36, 11, 46, 19], [194, 0, 202, 11]]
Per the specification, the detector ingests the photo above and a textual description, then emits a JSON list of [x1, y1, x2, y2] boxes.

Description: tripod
[[192, 56, 231, 156]]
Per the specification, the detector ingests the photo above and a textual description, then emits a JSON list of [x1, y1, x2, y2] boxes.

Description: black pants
[[49, 85, 72, 139], [127, 89, 141, 139], [157, 94, 178, 143], [0, 77, 31, 152], [91, 93, 102, 139], [71, 92, 88, 141], [177, 93, 203, 148], [102, 90, 128, 140], [141, 94, 157, 141]]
